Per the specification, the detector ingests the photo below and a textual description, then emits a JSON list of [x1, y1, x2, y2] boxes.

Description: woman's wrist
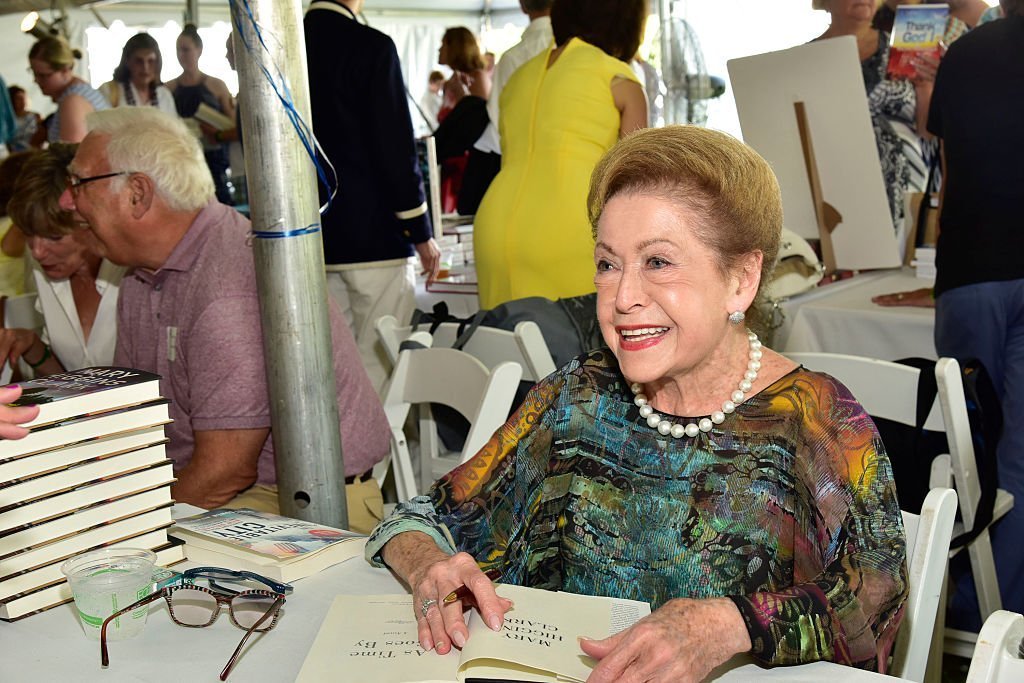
[[20, 333, 48, 368]]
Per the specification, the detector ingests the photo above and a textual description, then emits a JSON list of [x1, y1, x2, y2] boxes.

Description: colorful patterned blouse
[[366, 350, 908, 671]]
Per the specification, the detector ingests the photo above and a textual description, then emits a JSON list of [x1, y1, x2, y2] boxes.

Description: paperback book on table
[[297, 584, 651, 683], [886, 4, 949, 80], [170, 508, 367, 582]]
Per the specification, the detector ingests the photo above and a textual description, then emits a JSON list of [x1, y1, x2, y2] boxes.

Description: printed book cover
[[7, 367, 162, 430], [170, 508, 366, 582], [887, 4, 949, 80]]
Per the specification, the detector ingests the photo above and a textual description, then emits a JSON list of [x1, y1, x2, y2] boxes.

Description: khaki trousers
[[224, 477, 384, 535]]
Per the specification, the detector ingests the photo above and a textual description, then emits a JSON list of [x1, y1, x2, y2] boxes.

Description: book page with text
[[457, 584, 650, 683], [296, 594, 458, 683]]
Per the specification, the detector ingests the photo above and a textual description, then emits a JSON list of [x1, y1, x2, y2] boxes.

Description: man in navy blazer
[[305, 0, 440, 393]]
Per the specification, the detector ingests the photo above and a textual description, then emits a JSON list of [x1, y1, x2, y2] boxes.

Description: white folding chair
[[788, 352, 1014, 659], [375, 314, 557, 382], [892, 487, 958, 683], [965, 610, 1024, 683], [931, 357, 1015, 656], [784, 352, 945, 431], [378, 347, 522, 499], [785, 352, 951, 679]]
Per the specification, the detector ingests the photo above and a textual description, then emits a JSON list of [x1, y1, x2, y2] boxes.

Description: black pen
[[442, 569, 502, 604]]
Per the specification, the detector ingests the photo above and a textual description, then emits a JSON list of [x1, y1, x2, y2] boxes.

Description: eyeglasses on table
[[100, 566, 290, 681]]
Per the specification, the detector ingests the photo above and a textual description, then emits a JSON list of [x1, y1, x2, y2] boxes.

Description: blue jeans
[[935, 279, 1024, 628]]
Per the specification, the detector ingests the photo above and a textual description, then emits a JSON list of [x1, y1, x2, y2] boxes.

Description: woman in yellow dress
[[473, 0, 648, 308]]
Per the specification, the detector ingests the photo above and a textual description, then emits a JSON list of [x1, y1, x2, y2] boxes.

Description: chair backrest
[[375, 314, 557, 381], [785, 352, 943, 430], [382, 347, 522, 497], [892, 487, 958, 682], [965, 610, 1024, 683], [934, 357, 984, 532]]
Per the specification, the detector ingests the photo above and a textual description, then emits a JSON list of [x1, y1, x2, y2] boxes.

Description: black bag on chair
[[872, 357, 1001, 547], [407, 295, 602, 453]]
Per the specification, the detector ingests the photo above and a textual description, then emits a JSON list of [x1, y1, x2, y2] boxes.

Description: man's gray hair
[[521, 0, 554, 12], [85, 108, 215, 212]]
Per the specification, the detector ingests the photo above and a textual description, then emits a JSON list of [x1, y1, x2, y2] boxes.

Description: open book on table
[[296, 583, 650, 683]]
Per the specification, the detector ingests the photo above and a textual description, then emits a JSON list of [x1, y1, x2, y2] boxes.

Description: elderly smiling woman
[[365, 126, 908, 681]]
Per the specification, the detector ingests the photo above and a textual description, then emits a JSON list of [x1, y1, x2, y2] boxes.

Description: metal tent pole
[[229, 0, 348, 528], [658, 0, 683, 125]]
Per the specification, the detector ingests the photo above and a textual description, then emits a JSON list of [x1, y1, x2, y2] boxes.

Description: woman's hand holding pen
[[383, 533, 511, 655]]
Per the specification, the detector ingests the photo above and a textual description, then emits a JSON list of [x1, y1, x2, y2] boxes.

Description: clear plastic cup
[[60, 547, 156, 641]]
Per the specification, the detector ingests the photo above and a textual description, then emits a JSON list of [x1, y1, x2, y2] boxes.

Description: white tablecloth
[[777, 269, 937, 361], [0, 511, 902, 682]]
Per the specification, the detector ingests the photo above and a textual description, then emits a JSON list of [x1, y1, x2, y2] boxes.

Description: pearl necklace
[[630, 330, 762, 439]]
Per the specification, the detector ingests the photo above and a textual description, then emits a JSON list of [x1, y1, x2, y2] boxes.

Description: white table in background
[[778, 269, 937, 361], [414, 264, 480, 319], [0, 507, 902, 683]]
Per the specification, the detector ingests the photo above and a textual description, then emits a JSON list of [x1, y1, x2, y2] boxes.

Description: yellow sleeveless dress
[[473, 38, 638, 309]]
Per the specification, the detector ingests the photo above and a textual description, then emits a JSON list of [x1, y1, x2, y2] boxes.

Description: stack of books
[[911, 246, 936, 281], [0, 367, 182, 621]]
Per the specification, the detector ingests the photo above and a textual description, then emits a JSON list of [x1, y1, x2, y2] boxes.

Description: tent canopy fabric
[[0, 0, 522, 16]]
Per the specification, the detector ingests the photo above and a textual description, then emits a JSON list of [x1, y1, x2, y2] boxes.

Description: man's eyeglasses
[[100, 567, 290, 681], [67, 171, 131, 196]]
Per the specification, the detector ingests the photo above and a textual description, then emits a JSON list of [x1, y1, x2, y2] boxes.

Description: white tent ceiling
[[0, 0, 522, 16]]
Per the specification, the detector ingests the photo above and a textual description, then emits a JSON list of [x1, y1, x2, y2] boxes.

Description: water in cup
[[60, 548, 156, 641]]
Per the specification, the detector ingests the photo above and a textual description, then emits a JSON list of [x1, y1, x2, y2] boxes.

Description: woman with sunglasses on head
[[27, 37, 110, 144], [100, 33, 177, 116], [0, 144, 125, 377]]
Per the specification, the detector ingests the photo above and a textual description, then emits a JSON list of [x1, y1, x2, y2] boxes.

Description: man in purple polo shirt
[[58, 107, 390, 533]]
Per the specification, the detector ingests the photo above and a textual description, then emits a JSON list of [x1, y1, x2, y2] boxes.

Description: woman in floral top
[[366, 126, 908, 681]]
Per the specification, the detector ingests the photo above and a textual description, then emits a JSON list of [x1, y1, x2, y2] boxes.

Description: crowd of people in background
[[0, 1, 1020, 678]]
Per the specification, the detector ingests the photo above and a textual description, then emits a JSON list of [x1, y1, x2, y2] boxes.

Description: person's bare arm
[[208, 76, 237, 121], [171, 427, 268, 508], [910, 51, 941, 140], [1, 225, 25, 258], [612, 77, 647, 139], [57, 95, 94, 143], [0, 328, 64, 376]]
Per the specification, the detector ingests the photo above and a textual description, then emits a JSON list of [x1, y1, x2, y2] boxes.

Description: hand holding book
[[0, 384, 40, 440]]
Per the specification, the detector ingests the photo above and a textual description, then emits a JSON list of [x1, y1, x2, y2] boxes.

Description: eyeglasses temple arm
[[218, 596, 284, 681], [100, 590, 165, 667]]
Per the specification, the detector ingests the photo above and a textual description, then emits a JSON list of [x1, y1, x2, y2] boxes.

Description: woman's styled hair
[[1002, 0, 1022, 16], [113, 32, 164, 84], [550, 0, 648, 63], [179, 23, 203, 50], [442, 27, 487, 72], [7, 144, 79, 238], [87, 108, 214, 211], [28, 37, 81, 71], [587, 126, 783, 303]]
